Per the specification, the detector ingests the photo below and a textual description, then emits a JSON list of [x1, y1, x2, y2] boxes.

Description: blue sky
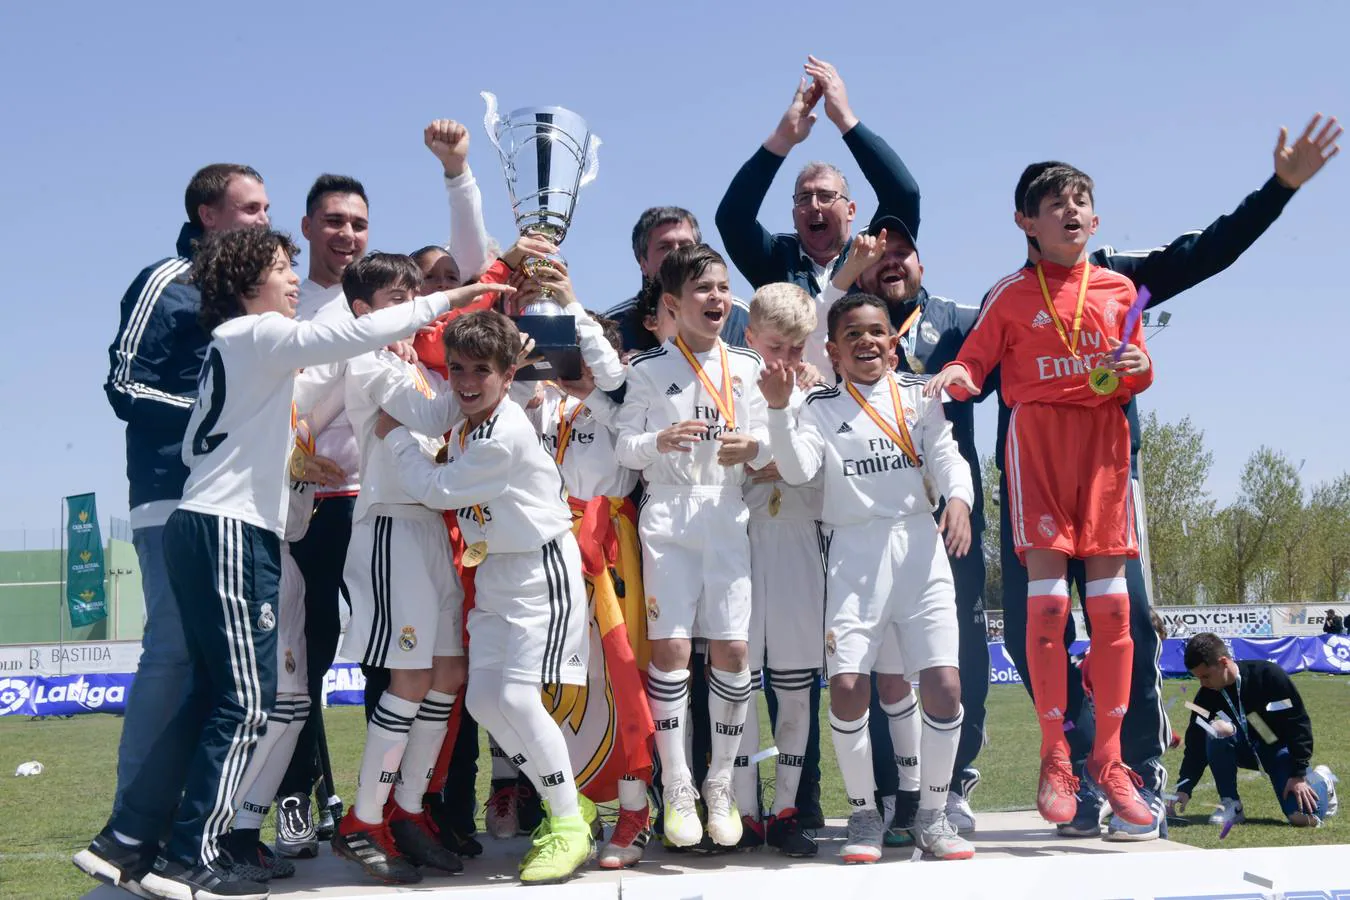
[[1, 1, 1345, 529]]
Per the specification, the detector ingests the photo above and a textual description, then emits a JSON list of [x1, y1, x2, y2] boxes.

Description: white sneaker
[[1208, 798, 1244, 826], [913, 807, 975, 860], [839, 808, 883, 864], [1311, 765, 1339, 819], [662, 779, 703, 848], [702, 776, 742, 847], [945, 791, 976, 834]]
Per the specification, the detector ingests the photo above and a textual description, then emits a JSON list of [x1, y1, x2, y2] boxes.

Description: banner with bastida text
[[64, 493, 107, 627]]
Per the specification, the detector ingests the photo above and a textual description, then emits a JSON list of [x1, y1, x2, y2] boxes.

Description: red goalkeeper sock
[[1084, 579, 1132, 763], [1026, 578, 1071, 759]]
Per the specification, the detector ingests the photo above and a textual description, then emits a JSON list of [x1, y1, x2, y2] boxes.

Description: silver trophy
[[482, 91, 601, 315]]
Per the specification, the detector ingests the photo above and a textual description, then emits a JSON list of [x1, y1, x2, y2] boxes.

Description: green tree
[[981, 454, 1003, 608], [1308, 474, 1350, 602], [1139, 412, 1214, 605], [1203, 447, 1302, 603]]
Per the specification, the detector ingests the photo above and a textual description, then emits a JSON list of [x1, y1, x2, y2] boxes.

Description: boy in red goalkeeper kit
[[926, 164, 1154, 828]]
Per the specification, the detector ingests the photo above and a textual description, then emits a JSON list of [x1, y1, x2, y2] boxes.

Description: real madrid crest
[[258, 603, 276, 632], [730, 375, 744, 398], [646, 596, 660, 621], [399, 626, 418, 651], [284, 649, 296, 674]]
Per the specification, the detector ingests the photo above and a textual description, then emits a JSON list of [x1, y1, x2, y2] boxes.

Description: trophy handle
[[480, 91, 508, 163], [578, 134, 602, 190]]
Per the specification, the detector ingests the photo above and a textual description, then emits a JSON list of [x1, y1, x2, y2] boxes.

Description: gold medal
[[768, 486, 783, 517], [288, 448, 307, 482], [905, 352, 925, 374], [462, 541, 488, 568], [1087, 365, 1120, 396]]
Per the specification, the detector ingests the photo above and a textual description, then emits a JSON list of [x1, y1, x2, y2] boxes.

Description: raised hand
[[1274, 114, 1341, 189], [804, 55, 859, 133], [425, 119, 471, 178], [765, 76, 822, 156], [833, 228, 888, 289], [757, 359, 796, 409]]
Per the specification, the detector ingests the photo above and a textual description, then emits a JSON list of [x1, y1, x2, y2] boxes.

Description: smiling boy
[[614, 243, 772, 849]]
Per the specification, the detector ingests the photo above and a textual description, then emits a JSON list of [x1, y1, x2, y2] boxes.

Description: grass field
[[1, 675, 1344, 899]]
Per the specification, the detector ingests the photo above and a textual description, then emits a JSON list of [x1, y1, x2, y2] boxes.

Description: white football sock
[[707, 667, 752, 784], [732, 671, 762, 816], [234, 694, 309, 829], [355, 692, 418, 824], [768, 668, 814, 815], [618, 776, 648, 812], [647, 665, 692, 786], [394, 690, 455, 814], [920, 706, 964, 811], [881, 692, 921, 793], [830, 709, 876, 812]]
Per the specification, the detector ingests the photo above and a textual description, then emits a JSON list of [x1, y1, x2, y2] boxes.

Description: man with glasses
[[714, 56, 921, 831], [716, 55, 921, 373]]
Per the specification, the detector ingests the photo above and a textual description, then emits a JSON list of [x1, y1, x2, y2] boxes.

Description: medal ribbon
[[457, 421, 487, 527], [674, 335, 736, 430], [1034, 261, 1091, 358], [554, 396, 588, 466], [844, 377, 920, 467], [290, 402, 315, 455]]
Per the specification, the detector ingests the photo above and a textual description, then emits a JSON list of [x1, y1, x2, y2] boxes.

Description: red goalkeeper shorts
[[1005, 401, 1138, 560]]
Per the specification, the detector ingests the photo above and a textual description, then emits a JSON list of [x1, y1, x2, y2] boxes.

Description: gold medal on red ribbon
[[554, 395, 587, 466], [462, 541, 488, 568], [1088, 365, 1120, 396], [457, 420, 490, 563], [1036, 261, 1107, 392], [768, 486, 783, 517], [289, 402, 316, 482], [674, 335, 736, 430], [844, 377, 921, 468]]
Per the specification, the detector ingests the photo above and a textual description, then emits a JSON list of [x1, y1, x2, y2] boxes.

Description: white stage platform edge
[[82, 811, 1348, 899]]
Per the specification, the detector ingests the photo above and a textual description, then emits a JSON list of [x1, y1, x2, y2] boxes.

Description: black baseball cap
[[865, 212, 917, 250]]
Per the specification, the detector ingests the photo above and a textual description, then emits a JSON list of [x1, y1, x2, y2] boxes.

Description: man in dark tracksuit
[[715, 59, 921, 829], [76, 164, 271, 895], [992, 115, 1340, 841]]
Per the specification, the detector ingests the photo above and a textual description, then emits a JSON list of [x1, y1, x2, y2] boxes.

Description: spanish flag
[[542, 496, 654, 802]]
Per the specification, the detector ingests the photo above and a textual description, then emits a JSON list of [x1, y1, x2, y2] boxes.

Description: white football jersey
[[294, 281, 361, 494], [614, 338, 771, 488], [344, 348, 459, 524], [744, 386, 823, 522], [177, 293, 452, 535], [567, 305, 626, 393], [767, 371, 973, 529], [530, 384, 637, 502], [387, 396, 572, 553]]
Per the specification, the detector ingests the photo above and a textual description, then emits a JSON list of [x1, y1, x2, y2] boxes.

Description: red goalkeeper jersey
[[949, 260, 1152, 406]]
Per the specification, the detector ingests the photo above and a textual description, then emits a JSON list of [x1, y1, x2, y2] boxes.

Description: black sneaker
[[795, 781, 825, 829], [222, 830, 295, 881], [72, 826, 157, 897], [736, 815, 765, 850], [424, 793, 483, 858], [388, 810, 464, 874], [140, 856, 267, 900], [765, 809, 818, 857], [516, 778, 544, 835], [330, 811, 421, 885], [274, 793, 318, 859], [315, 796, 341, 841]]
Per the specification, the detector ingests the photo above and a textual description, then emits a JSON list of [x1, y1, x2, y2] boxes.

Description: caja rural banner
[[6, 636, 1349, 717], [63, 493, 107, 628]]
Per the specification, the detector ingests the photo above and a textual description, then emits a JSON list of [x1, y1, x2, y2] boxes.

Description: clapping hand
[[765, 77, 822, 156], [804, 56, 859, 133]]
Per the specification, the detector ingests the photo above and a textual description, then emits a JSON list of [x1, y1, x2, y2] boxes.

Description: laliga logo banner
[[1321, 635, 1350, 674], [0, 674, 129, 717]]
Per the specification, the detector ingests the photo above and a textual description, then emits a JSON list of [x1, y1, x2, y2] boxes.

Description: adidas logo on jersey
[[1031, 310, 1053, 328], [565, 654, 584, 668], [837, 422, 853, 434], [666, 383, 683, 396]]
